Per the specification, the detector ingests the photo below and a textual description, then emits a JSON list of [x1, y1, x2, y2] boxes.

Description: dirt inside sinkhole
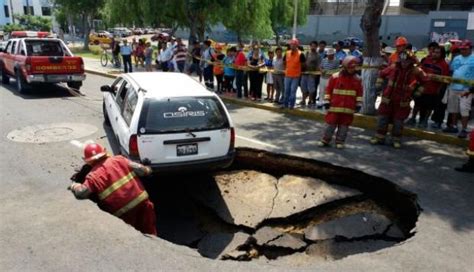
[[139, 148, 420, 262]]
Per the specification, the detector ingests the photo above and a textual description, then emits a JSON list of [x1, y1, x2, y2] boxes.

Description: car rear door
[[136, 96, 232, 164]]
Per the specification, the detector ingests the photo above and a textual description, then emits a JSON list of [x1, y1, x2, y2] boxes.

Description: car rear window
[[139, 97, 229, 134], [25, 40, 68, 56]]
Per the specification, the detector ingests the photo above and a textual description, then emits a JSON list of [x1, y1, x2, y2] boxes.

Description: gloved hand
[[324, 103, 330, 110]]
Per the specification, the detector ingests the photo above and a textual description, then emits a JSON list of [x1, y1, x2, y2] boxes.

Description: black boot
[[455, 158, 474, 173]]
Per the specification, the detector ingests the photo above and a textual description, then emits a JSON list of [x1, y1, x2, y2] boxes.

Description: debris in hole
[[197, 232, 251, 259], [266, 233, 307, 250], [304, 212, 392, 241], [305, 239, 397, 260], [253, 226, 284, 245], [385, 224, 406, 239], [268, 175, 361, 219]]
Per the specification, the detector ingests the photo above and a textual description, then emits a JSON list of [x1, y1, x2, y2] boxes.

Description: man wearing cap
[[69, 143, 157, 235], [443, 40, 474, 138], [318, 48, 340, 108], [389, 36, 408, 64], [282, 38, 306, 109]]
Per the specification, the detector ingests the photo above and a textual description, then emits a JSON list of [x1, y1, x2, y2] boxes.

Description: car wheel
[[67, 81, 82, 90], [16, 71, 31, 94], [1, 67, 9, 84], [102, 101, 111, 126]]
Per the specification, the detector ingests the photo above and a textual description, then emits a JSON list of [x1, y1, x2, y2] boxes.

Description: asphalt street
[[0, 73, 473, 271]]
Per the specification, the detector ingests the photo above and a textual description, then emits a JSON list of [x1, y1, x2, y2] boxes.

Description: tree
[[359, 0, 384, 115], [3, 15, 52, 33], [222, 0, 273, 43], [269, 0, 309, 44], [53, 0, 105, 50]]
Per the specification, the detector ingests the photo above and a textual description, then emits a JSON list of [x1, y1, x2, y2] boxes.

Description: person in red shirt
[[234, 43, 248, 98], [371, 51, 430, 148], [318, 56, 363, 149], [407, 45, 449, 128], [69, 143, 157, 235]]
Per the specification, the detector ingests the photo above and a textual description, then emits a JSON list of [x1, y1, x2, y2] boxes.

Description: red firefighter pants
[[121, 199, 157, 236], [322, 112, 354, 144]]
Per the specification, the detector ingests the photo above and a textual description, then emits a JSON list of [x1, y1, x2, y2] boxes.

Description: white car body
[[102, 72, 235, 172]]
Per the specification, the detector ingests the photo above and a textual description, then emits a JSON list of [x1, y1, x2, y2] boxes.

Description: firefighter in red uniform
[[371, 51, 429, 148], [69, 143, 157, 235], [318, 56, 363, 149]]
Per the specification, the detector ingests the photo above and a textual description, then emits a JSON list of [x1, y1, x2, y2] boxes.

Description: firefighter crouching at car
[[69, 143, 157, 236], [371, 51, 430, 148], [318, 56, 363, 149]]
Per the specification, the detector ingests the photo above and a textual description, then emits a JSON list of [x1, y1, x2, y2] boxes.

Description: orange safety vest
[[84, 156, 149, 218], [285, 50, 302, 78]]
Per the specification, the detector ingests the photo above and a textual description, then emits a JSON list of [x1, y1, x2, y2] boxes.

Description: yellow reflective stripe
[[466, 150, 474, 156], [98, 172, 136, 200], [400, 101, 410, 107], [356, 97, 363, 102], [328, 107, 354, 114], [114, 191, 149, 217], [333, 89, 357, 96], [324, 94, 331, 100]]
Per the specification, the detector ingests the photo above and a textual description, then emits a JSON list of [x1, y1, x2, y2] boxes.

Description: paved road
[[0, 74, 473, 271]]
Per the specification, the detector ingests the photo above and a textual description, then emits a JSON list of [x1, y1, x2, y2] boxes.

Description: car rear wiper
[[185, 128, 196, 138]]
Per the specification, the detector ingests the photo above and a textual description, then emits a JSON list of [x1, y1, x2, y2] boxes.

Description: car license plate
[[177, 143, 198, 156]]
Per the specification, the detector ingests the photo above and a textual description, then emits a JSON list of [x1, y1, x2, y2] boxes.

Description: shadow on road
[[0, 80, 75, 99]]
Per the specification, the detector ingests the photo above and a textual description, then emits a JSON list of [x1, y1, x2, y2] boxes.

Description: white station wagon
[[101, 72, 235, 171]]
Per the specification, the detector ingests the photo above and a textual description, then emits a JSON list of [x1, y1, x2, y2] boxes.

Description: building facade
[[1, 0, 53, 26]]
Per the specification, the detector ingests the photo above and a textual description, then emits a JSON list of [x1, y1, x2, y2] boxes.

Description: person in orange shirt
[[282, 38, 306, 109]]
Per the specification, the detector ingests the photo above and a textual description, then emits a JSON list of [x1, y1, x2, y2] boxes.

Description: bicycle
[[100, 48, 121, 68]]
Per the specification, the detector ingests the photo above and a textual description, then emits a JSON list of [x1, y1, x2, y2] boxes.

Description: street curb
[[86, 69, 468, 148]]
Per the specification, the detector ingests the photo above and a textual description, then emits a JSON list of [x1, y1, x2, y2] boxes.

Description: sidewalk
[[83, 57, 470, 147]]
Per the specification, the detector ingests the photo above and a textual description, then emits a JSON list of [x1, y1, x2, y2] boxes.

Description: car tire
[[67, 81, 82, 90], [103, 101, 111, 126], [16, 71, 31, 94], [1, 67, 9, 84]]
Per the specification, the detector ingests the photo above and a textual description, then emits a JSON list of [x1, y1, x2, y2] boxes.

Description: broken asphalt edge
[[85, 69, 468, 148]]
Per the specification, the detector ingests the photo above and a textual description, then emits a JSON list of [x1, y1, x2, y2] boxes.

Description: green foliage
[[3, 15, 52, 32], [222, 0, 273, 40], [270, 0, 309, 34]]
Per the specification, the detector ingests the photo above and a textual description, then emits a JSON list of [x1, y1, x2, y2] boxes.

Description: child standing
[[318, 56, 363, 149], [265, 50, 275, 101], [223, 47, 237, 93]]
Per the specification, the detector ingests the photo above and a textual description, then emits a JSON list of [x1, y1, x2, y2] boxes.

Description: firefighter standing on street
[[371, 51, 430, 148], [318, 56, 363, 149], [69, 143, 157, 236]]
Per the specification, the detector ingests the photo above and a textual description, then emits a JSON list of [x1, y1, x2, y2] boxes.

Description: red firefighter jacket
[[83, 156, 149, 218], [324, 71, 363, 114], [377, 65, 429, 119]]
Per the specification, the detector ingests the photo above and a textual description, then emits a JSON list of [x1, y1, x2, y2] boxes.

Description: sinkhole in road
[[142, 148, 420, 262]]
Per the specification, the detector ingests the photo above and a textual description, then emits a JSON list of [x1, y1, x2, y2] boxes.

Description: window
[[122, 88, 138, 126], [23, 5, 34, 15], [4, 41, 11, 53], [111, 77, 124, 97], [25, 40, 64, 56], [4, 5, 9, 18], [139, 97, 230, 134], [18, 42, 25, 55], [115, 81, 129, 111], [41, 6, 51, 16], [11, 41, 17, 54]]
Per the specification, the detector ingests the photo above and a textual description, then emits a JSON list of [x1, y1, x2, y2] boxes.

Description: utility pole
[[350, 0, 354, 15], [26, 0, 30, 15], [436, 0, 441, 11], [292, 0, 298, 39]]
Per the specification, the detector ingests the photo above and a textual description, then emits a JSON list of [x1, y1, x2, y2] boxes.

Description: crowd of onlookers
[[108, 36, 473, 140]]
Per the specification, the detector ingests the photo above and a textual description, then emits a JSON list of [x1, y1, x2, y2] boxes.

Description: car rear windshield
[[139, 96, 230, 134], [25, 40, 69, 56]]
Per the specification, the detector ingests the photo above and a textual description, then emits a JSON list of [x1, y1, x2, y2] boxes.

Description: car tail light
[[129, 134, 139, 158], [229, 127, 235, 152], [25, 57, 32, 73]]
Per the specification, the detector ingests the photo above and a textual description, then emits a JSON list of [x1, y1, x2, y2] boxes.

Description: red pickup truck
[[0, 36, 85, 93]]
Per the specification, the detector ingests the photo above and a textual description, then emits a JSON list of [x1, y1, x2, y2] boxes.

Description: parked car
[[100, 72, 235, 172], [151, 32, 171, 42], [89, 31, 113, 45], [342, 37, 364, 48], [0, 32, 85, 93], [110, 27, 132, 37]]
